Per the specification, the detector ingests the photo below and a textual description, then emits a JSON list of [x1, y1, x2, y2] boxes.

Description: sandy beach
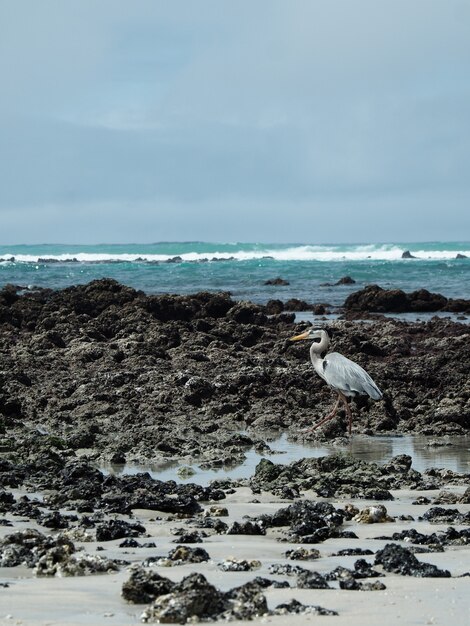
[[1, 482, 470, 625]]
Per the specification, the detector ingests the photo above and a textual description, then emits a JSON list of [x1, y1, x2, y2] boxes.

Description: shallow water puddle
[[294, 310, 470, 324], [100, 434, 470, 487]]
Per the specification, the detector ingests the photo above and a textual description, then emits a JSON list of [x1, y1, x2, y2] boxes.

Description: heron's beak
[[289, 331, 310, 341]]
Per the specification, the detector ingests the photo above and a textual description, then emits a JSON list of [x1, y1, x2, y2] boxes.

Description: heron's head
[[289, 327, 326, 342]]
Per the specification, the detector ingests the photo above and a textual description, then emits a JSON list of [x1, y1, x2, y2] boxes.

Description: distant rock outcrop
[[320, 276, 356, 287], [401, 250, 417, 259], [264, 277, 290, 286], [344, 284, 470, 314], [336, 276, 356, 285]]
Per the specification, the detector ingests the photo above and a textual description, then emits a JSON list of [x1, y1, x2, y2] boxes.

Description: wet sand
[[1, 483, 469, 625]]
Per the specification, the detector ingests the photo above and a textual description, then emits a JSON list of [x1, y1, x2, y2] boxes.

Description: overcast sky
[[1, 0, 469, 244]]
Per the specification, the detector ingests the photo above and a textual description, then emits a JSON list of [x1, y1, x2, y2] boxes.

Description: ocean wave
[[0, 244, 469, 264]]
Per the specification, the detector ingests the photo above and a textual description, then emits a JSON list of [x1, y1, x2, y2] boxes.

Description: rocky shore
[[0, 279, 469, 624], [1, 279, 469, 466]]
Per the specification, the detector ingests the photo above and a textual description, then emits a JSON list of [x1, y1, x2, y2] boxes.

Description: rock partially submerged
[[264, 277, 290, 286], [320, 275, 356, 286], [250, 455, 423, 499], [344, 284, 470, 313]]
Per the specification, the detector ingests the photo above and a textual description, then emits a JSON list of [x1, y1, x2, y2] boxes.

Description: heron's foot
[[303, 411, 339, 433], [302, 421, 323, 433]]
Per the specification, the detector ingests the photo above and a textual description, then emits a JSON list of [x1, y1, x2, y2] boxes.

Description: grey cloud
[[0, 1, 469, 242]]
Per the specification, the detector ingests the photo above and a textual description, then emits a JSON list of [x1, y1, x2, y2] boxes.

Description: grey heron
[[290, 328, 382, 434]]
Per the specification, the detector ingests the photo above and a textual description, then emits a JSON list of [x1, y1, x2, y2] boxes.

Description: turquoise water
[[1, 241, 469, 305]]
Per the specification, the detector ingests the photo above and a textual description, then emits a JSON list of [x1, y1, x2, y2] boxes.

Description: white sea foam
[[1, 245, 468, 263]]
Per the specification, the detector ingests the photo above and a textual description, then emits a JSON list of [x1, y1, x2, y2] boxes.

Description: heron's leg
[[304, 394, 341, 432], [338, 391, 353, 435]]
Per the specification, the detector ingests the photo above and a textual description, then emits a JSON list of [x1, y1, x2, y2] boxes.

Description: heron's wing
[[322, 352, 382, 399]]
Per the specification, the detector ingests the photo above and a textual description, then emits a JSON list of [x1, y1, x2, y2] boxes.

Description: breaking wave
[[0, 242, 469, 264]]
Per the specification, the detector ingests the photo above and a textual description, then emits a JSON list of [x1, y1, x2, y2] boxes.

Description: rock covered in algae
[[354, 504, 394, 523], [203, 505, 228, 517], [285, 547, 321, 560], [176, 466, 196, 479], [218, 557, 261, 572], [168, 544, 210, 563]]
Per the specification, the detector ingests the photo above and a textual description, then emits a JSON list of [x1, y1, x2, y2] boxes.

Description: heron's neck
[[309, 331, 329, 363]]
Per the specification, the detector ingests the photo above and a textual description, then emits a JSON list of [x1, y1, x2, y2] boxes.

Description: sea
[[1, 241, 469, 310]]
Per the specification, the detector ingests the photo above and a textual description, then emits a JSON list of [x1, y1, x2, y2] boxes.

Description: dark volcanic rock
[[132, 572, 276, 621], [339, 579, 386, 591], [95, 519, 146, 542], [167, 545, 210, 563], [171, 531, 204, 544], [265, 299, 284, 314], [0, 528, 122, 576], [273, 599, 338, 616], [285, 547, 321, 560], [226, 521, 266, 536], [251, 455, 407, 500], [122, 567, 175, 603], [264, 277, 290, 286], [336, 275, 356, 285], [320, 276, 356, 286], [344, 284, 470, 314], [402, 250, 417, 259], [374, 543, 451, 577], [141, 573, 225, 622], [1, 279, 469, 481], [284, 298, 311, 311], [297, 569, 330, 589], [255, 499, 345, 543], [376, 526, 470, 547], [353, 558, 383, 579], [38, 511, 76, 530], [422, 507, 470, 524], [0, 529, 74, 568], [344, 284, 448, 313]]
